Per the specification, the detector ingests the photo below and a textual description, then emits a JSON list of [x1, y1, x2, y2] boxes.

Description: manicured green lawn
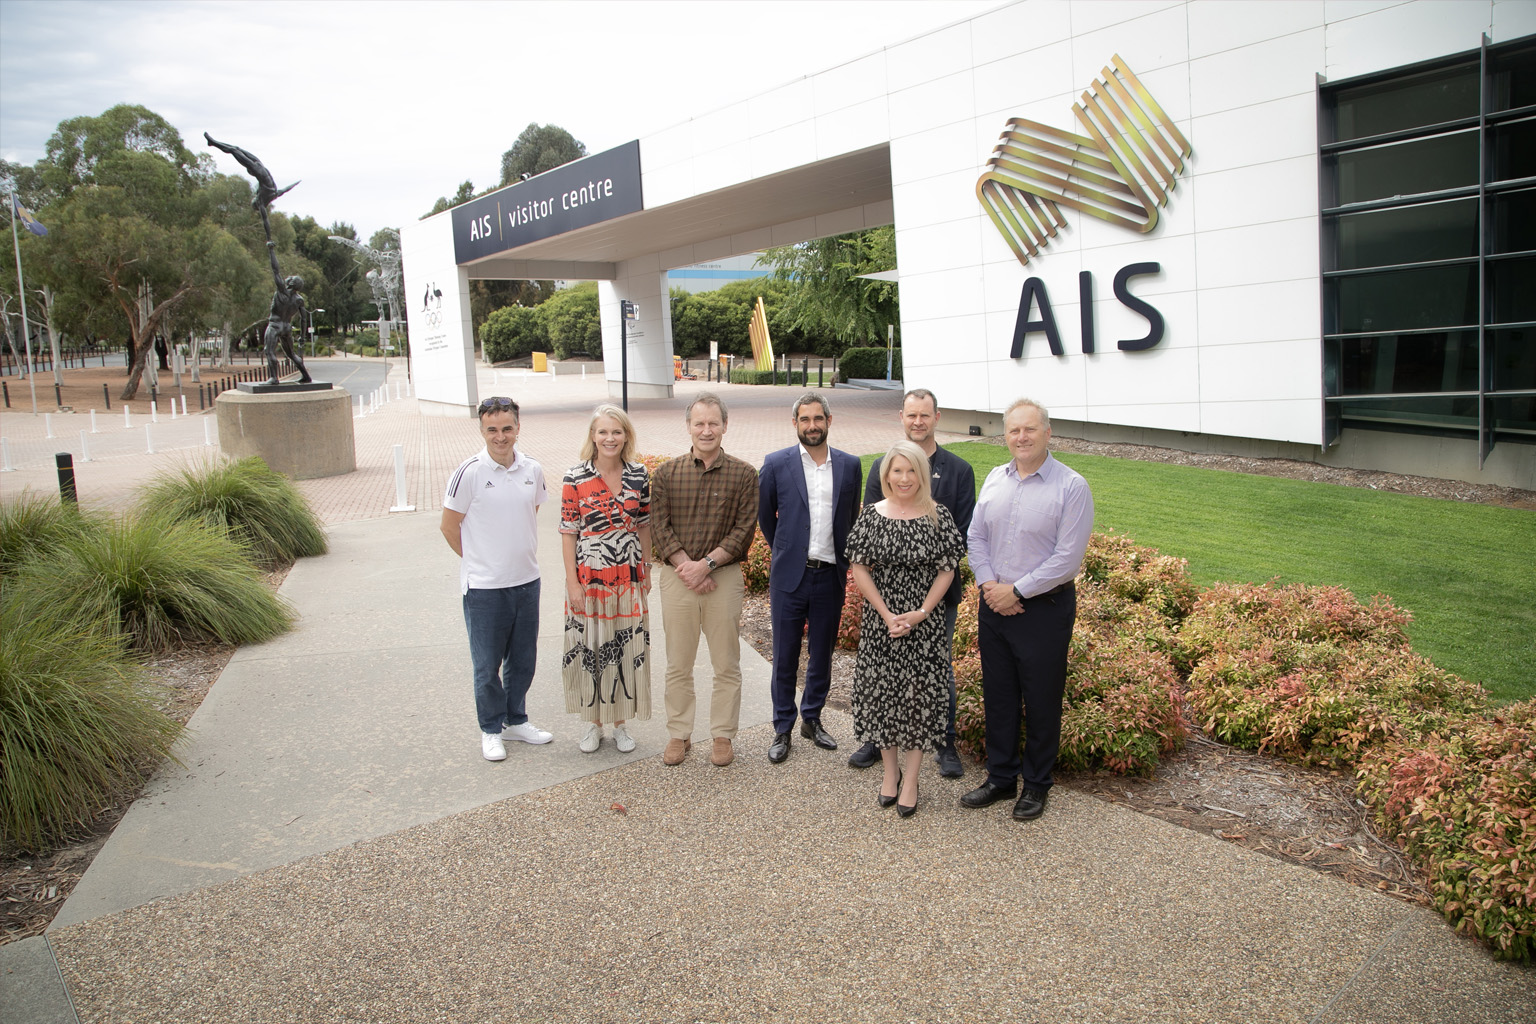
[[888, 444, 1535, 703]]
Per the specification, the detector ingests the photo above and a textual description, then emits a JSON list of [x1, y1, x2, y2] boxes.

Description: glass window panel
[[1490, 188, 1536, 254], [1491, 116, 1536, 183], [1337, 395, 1478, 434], [1491, 327, 1536, 391], [1489, 42, 1536, 113], [1331, 332, 1480, 395], [1331, 265, 1478, 333], [1332, 132, 1478, 205], [1491, 257, 1536, 324], [1333, 199, 1478, 269], [1331, 64, 1479, 141], [1492, 396, 1536, 441]]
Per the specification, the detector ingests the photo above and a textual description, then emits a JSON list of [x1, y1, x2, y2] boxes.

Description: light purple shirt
[[967, 453, 1094, 598]]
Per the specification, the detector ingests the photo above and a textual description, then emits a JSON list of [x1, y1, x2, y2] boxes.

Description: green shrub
[[542, 282, 601, 359], [1356, 701, 1536, 961], [839, 346, 901, 382], [137, 456, 327, 569], [0, 596, 182, 853], [0, 493, 101, 578], [17, 513, 295, 651], [741, 533, 771, 594], [729, 368, 809, 385], [481, 305, 548, 363]]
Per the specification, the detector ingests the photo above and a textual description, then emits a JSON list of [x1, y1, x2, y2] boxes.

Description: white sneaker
[[613, 723, 636, 753], [579, 722, 602, 753], [482, 732, 507, 761], [504, 721, 553, 745]]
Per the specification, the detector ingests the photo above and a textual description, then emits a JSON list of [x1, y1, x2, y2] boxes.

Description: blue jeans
[[463, 580, 540, 734]]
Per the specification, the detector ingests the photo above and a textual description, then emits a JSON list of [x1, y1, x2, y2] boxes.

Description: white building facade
[[401, 0, 1536, 487]]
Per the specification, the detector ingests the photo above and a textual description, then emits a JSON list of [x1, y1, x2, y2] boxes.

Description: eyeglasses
[[478, 396, 516, 414]]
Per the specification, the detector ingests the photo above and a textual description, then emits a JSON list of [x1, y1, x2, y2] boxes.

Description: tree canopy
[[757, 227, 899, 349], [500, 123, 587, 186]]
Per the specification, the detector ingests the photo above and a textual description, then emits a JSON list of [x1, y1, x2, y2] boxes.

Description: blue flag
[[11, 194, 48, 237]]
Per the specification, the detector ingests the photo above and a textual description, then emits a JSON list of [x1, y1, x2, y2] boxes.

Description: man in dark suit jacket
[[758, 392, 863, 764]]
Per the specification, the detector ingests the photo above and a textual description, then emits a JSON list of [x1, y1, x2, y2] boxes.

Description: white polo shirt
[[443, 446, 547, 594]]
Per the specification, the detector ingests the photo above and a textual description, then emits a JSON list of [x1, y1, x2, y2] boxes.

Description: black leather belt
[[806, 558, 836, 570]]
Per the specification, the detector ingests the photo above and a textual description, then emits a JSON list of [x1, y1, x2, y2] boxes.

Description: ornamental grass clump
[[16, 512, 294, 652], [136, 456, 326, 569], [0, 596, 182, 853], [0, 492, 102, 578], [1356, 701, 1536, 962]]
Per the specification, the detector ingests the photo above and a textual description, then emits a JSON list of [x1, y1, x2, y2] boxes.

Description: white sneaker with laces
[[579, 722, 602, 753], [504, 721, 553, 745], [482, 732, 507, 761], [613, 723, 636, 753]]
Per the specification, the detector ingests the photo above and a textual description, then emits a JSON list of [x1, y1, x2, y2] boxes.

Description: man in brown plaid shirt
[[651, 392, 759, 767]]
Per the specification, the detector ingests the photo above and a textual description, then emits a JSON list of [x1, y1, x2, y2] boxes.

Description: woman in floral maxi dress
[[560, 404, 653, 753]]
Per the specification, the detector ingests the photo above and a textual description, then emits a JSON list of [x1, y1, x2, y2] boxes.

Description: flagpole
[[9, 189, 38, 414]]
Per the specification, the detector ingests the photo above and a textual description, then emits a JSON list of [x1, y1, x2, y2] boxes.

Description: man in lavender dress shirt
[[961, 398, 1094, 822]]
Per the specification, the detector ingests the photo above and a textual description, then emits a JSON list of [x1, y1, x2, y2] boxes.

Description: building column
[[599, 257, 673, 401]]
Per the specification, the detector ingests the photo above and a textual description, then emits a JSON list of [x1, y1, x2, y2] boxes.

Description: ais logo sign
[[978, 56, 1188, 357]]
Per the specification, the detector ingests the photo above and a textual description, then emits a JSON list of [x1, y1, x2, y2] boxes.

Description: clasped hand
[[884, 609, 925, 638], [676, 557, 716, 594], [980, 580, 1024, 616]]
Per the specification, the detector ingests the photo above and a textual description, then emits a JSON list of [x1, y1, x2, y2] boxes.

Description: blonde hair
[[880, 440, 938, 524], [580, 404, 637, 464]]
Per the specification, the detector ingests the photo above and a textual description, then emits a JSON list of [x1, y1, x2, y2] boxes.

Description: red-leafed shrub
[[740, 533, 771, 594], [1356, 701, 1536, 961], [837, 569, 863, 650]]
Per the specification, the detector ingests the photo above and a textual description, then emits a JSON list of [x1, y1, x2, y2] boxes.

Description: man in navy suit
[[758, 392, 863, 763]]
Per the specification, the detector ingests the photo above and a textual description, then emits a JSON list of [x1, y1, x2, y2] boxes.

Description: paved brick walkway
[[2, 358, 933, 524]]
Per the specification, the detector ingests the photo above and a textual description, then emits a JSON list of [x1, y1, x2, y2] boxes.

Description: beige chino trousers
[[659, 563, 745, 741]]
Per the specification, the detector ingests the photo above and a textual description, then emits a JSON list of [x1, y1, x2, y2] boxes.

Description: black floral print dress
[[844, 503, 966, 751]]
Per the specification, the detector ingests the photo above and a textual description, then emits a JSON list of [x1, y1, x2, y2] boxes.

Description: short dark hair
[[792, 391, 830, 419], [477, 395, 520, 422]]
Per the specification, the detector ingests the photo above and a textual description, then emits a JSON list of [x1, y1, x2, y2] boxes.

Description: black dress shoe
[[1012, 788, 1049, 821], [848, 740, 879, 769], [877, 774, 900, 809], [768, 731, 792, 763], [960, 779, 1017, 809], [800, 718, 838, 751], [896, 779, 919, 818], [935, 744, 963, 778]]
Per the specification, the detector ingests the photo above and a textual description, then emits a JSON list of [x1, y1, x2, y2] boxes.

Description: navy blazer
[[758, 445, 863, 593]]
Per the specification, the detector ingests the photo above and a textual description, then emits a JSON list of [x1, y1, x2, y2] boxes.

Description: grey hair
[[791, 391, 831, 419], [1003, 397, 1050, 430], [685, 391, 729, 424], [903, 388, 937, 412]]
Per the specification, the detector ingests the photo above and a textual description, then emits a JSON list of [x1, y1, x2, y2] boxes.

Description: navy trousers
[[978, 583, 1076, 791], [768, 564, 845, 734]]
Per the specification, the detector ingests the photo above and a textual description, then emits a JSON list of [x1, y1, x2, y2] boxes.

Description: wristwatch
[[705, 555, 717, 570], [1012, 584, 1025, 602]]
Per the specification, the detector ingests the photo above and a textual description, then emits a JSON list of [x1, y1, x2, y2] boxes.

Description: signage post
[[621, 300, 639, 411]]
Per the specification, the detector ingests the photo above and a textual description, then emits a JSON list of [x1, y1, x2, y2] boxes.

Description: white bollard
[[90, 409, 99, 433], [150, 401, 159, 423], [170, 400, 177, 420], [45, 413, 55, 439], [80, 430, 91, 463], [389, 443, 415, 512], [145, 424, 154, 454], [406, 380, 412, 397], [124, 406, 131, 429], [181, 395, 188, 416], [394, 382, 401, 400], [1, 437, 12, 472], [203, 418, 213, 446], [582, 364, 586, 379]]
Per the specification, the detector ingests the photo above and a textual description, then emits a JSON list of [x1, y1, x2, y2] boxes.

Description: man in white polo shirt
[[441, 395, 554, 761]]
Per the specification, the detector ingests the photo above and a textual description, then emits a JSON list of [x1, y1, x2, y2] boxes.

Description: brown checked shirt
[[650, 449, 759, 565]]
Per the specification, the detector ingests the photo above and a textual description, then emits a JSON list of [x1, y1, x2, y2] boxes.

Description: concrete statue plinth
[[216, 387, 355, 480]]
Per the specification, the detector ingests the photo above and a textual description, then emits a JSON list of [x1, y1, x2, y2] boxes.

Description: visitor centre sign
[[450, 140, 643, 264]]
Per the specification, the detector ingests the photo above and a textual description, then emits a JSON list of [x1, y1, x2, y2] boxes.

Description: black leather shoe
[[896, 779, 919, 818], [848, 741, 879, 769], [768, 731, 792, 763], [877, 774, 900, 809], [1012, 788, 1049, 821], [960, 780, 1017, 809], [800, 718, 838, 751], [935, 744, 963, 778]]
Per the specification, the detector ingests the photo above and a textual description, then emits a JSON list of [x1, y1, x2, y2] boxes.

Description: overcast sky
[[0, 0, 999, 240]]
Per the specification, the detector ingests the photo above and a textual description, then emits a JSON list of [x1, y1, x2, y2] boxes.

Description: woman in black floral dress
[[845, 440, 966, 817]]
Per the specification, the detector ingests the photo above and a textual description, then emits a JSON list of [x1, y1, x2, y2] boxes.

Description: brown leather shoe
[[662, 738, 691, 766], [711, 737, 734, 766]]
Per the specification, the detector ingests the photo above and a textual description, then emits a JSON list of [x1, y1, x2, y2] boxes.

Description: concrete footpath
[[2, 364, 1532, 1023]]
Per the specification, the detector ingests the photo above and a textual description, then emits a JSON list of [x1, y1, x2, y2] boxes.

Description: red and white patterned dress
[[559, 460, 652, 722]]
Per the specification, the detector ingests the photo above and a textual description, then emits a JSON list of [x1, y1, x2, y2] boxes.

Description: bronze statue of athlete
[[262, 243, 312, 385], [204, 132, 299, 211]]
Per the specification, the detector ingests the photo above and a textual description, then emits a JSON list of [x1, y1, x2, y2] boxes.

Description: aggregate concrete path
[[3, 361, 1532, 1022]]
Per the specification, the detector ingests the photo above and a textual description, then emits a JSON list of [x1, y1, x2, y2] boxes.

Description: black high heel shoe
[[878, 772, 901, 808], [896, 779, 919, 818]]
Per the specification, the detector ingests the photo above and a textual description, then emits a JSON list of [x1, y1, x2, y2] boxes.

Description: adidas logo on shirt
[[485, 480, 495, 488]]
